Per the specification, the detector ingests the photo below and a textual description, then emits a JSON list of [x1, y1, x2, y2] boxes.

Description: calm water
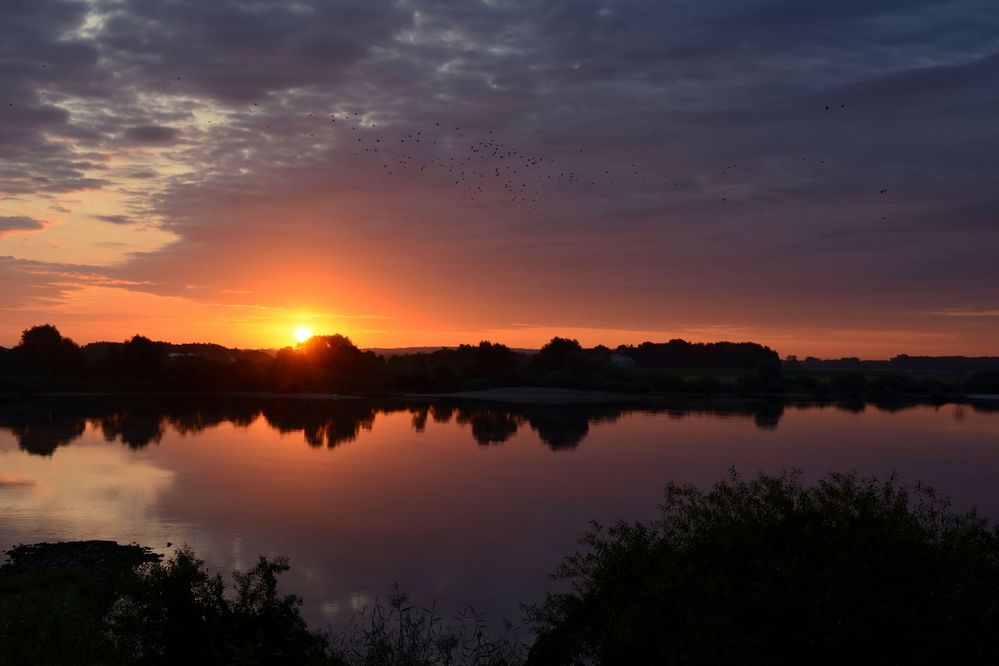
[[2, 396, 998, 628]]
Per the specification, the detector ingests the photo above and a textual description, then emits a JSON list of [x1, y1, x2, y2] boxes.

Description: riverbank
[[3, 386, 993, 408]]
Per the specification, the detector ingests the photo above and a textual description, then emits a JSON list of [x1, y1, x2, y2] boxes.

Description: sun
[[294, 326, 313, 344]]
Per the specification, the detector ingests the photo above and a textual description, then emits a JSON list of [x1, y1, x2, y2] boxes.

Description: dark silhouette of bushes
[[830, 371, 868, 394], [525, 470, 999, 665], [0, 544, 329, 666], [105, 547, 327, 665], [967, 372, 999, 393], [1, 543, 522, 666]]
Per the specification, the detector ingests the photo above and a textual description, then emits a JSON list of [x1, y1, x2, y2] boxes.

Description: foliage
[[525, 470, 999, 665], [0, 544, 333, 666], [534, 337, 585, 375], [271, 334, 384, 393], [0, 566, 122, 665], [967, 371, 999, 393], [617, 339, 780, 369], [1, 540, 524, 666], [6, 324, 88, 385], [106, 546, 329, 665]]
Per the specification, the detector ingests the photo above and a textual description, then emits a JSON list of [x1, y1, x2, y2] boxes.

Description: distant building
[[610, 353, 636, 369]]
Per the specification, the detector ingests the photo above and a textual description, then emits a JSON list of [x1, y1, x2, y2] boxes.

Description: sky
[[1, 0, 998, 357]]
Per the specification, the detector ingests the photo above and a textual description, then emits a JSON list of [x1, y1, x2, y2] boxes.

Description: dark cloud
[[0, 255, 80, 310], [93, 0, 412, 102], [123, 125, 180, 145], [0, 216, 45, 236]]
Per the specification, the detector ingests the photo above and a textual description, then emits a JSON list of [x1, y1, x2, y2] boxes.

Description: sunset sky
[[2, 0, 997, 357]]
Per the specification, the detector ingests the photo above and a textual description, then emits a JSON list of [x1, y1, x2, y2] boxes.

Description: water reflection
[[2, 395, 998, 630], [1, 395, 994, 457], [0, 441, 175, 538]]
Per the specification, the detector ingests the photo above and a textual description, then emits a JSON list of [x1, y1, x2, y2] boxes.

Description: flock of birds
[[243, 99, 893, 216], [288, 109, 664, 209]]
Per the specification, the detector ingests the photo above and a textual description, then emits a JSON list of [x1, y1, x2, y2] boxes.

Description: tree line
[[2, 324, 996, 400], [0, 325, 780, 395]]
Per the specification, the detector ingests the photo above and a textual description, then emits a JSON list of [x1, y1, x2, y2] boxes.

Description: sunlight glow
[[294, 326, 313, 343]]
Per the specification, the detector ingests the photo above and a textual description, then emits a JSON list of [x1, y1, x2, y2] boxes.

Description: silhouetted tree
[[619, 339, 779, 369], [469, 340, 519, 379], [11, 324, 87, 378], [535, 337, 586, 378], [126, 335, 168, 378]]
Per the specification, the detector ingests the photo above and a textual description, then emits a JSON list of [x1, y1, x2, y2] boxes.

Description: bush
[[106, 546, 330, 665], [525, 470, 999, 665], [966, 372, 999, 394], [830, 372, 868, 394], [1, 542, 521, 666]]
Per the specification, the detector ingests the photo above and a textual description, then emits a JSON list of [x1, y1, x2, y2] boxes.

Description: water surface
[[2, 396, 998, 627]]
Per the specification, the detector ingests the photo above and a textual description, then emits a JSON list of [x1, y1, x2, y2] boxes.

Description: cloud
[[122, 125, 181, 145], [0, 476, 36, 489], [94, 214, 137, 226], [0, 216, 46, 237], [935, 309, 999, 318]]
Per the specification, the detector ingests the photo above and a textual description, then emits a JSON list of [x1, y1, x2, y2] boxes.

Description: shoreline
[[0, 387, 995, 407]]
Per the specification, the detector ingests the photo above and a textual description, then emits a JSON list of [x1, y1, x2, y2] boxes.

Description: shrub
[[525, 470, 999, 664], [106, 546, 330, 665]]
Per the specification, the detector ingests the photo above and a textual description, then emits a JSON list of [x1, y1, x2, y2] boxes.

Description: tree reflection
[[4, 395, 953, 457], [521, 406, 593, 450], [260, 400, 388, 449], [410, 406, 430, 432], [456, 408, 520, 445], [9, 419, 85, 456], [753, 402, 785, 430]]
